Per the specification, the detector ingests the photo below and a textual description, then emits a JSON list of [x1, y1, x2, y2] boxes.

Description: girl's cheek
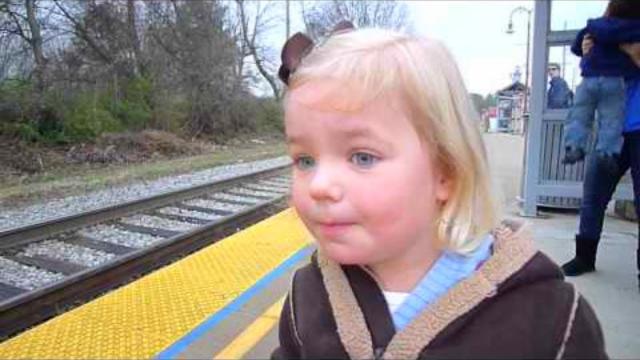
[[290, 183, 310, 216]]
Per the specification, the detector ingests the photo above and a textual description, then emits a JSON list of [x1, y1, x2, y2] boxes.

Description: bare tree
[[0, 0, 57, 128], [234, 0, 280, 99], [302, 0, 408, 40], [146, 0, 240, 136], [52, 1, 121, 69], [0, 26, 32, 80], [126, 0, 144, 77], [1, 0, 262, 141]]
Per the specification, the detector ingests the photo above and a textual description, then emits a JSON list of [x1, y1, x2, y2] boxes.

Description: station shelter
[[520, 0, 634, 214]]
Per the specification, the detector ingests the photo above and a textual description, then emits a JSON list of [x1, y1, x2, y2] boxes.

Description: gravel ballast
[[119, 214, 198, 232], [80, 225, 163, 249], [156, 207, 223, 221], [228, 187, 285, 198], [184, 199, 247, 212], [0, 257, 65, 290], [243, 183, 289, 193], [0, 157, 290, 231], [209, 193, 261, 204], [19, 240, 115, 267]]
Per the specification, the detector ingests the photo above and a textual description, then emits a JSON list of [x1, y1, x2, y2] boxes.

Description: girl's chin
[[318, 242, 371, 265]]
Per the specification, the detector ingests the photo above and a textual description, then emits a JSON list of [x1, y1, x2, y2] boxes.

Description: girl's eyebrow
[[343, 127, 393, 149], [286, 126, 393, 149], [285, 134, 303, 144], [285, 128, 373, 144], [342, 127, 377, 139]]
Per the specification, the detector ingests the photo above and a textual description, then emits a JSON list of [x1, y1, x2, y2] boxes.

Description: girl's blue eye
[[294, 155, 315, 170], [351, 152, 378, 168]]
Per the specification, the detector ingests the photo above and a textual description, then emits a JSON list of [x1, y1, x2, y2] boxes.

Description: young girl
[[272, 26, 607, 359]]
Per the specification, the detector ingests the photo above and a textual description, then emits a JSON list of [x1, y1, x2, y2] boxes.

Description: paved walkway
[[486, 133, 640, 359]]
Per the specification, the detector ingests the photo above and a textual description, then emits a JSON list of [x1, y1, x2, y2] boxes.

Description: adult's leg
[[594, 77, 626, 173], [563, 79, 597, 163], [623, 131, 640, 285], [562, 137, 630, 276]]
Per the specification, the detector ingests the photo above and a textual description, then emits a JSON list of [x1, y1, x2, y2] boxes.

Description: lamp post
[[506, 6, 532, 115]]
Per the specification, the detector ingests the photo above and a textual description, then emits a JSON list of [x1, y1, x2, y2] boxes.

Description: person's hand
[[582, 34, 594, 55], [620, 42, 640, 68]]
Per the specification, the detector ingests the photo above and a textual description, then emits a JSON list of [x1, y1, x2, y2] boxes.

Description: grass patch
[[0, 141, 287, 207]]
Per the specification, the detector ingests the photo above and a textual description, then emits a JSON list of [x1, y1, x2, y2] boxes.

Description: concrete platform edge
[[155, 245, 314, 360]]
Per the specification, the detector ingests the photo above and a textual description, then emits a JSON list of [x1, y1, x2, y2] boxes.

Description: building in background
[[493, 67, 528, 134]]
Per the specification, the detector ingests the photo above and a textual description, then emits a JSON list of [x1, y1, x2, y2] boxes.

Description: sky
[[261, 0, 610, 96], [405, 0, 608, 95]]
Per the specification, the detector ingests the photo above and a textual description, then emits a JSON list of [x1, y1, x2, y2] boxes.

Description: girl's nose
[[308, 165, 343, 202]]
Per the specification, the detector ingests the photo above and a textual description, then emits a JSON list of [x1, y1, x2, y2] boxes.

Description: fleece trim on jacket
[[318, 221, 537, 359], [272, 220, 608, 359]]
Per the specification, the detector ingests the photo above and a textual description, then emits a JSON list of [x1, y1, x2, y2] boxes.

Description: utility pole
[[286, 0, 290, 40], [524, 11, 531, 115]]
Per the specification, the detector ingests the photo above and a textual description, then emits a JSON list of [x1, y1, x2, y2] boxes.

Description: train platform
[[0, 136, 638, 359], [1, 208, 639, 359], [0, 208, 313, 359]]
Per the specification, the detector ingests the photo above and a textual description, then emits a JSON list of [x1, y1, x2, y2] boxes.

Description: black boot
[[561, 235, 598, 277]]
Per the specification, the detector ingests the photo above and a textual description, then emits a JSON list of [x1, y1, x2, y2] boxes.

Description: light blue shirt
[[390, 234, 494, 331]]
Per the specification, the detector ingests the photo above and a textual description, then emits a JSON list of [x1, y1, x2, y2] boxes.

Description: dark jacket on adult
[[548, 76, 573, 109], [572, 17, 640, 78], [272, 222, 608, 359]]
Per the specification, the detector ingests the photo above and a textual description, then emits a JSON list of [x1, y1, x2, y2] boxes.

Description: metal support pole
[[562, 21, 568, 78], [286, 0, 290, 40], [521, 0, 551, 217], [524, 11, 531, 115]]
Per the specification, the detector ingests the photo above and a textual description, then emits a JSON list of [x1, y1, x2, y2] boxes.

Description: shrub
[[110, 99, 151, 130], [110, 76, 153, 130], [255, 98, 284, 133], [0, 79, 34, 123], [0, 122, 42, 142], [63, 94, 122, 141], [0, 79, 66, 143]]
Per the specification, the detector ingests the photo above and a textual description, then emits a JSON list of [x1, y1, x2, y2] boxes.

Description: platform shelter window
[[550, 1, 608, 31]]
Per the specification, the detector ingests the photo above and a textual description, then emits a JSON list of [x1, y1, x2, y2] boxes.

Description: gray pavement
[[487, 133, 640, 359]]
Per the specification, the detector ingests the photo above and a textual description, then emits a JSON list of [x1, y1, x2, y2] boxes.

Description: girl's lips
[[316, 222, 354, 237]]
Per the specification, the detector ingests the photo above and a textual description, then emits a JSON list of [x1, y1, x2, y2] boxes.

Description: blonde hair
[[286, 28, 501, 254]]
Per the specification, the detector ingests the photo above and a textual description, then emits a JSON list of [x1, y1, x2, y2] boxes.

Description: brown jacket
[[272, 222, 607, 359]]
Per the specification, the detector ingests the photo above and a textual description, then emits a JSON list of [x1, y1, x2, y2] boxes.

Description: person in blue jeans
[[562, 0, 640, 173], [562, 38, 640, 288]]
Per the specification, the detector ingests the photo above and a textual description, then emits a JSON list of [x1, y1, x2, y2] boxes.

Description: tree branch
[[52, 0, 113, 64]]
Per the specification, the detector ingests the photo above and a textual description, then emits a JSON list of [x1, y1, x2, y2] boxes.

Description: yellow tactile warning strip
[[0, 209, 309, 360], [213, 296, 285, 359]]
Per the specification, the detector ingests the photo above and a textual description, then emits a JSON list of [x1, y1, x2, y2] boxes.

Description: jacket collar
[[317, 220, 537, 359]]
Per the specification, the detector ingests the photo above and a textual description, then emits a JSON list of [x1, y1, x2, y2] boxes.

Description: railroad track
[[0, 164, 292, 338]]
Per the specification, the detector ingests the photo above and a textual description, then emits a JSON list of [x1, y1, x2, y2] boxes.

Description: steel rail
[[0, 195, 289, 339], [0, 163, 290, 249]]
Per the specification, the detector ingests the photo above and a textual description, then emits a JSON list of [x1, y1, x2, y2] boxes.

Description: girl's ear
[[435, 170, 453, 203]]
